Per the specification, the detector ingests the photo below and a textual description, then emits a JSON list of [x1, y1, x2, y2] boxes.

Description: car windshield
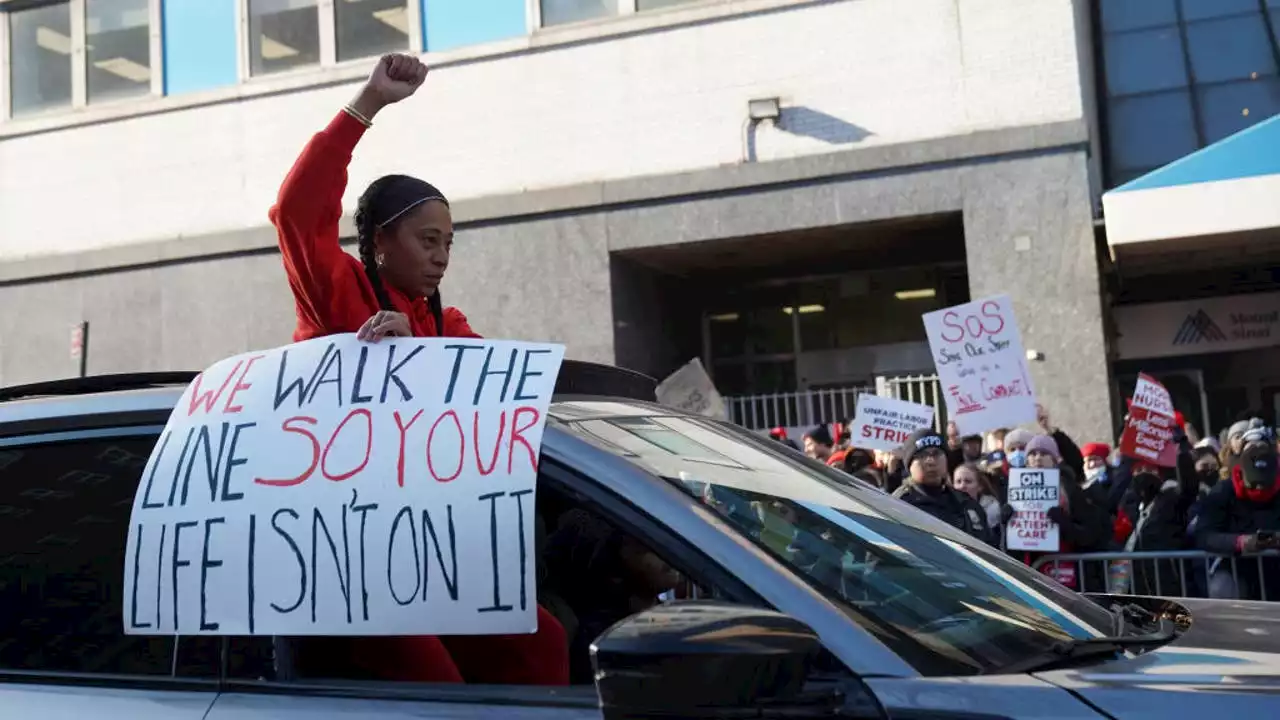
[[550, 401, 1116, 676]]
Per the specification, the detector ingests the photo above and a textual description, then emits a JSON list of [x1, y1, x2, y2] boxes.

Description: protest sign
[[922, 295, 1037, 435], [656, 358, 728, 421], [1006, 468, 1060, 552], [849, 394, 935, 452], [122, 335, 564, 637], [1118, 373, 1178, 467]]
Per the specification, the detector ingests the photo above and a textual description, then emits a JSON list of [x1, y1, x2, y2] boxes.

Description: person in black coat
[[893, 428, 995, 546], [1193, 421, 1280, 600]]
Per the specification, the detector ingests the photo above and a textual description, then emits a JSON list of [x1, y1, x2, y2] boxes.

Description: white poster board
[[1006, 468, 1060, 552], [122, 335, 564, 636], [849, 394, 935, 452], [922, 294, 1037, 435], [656, 357, 728, 421]]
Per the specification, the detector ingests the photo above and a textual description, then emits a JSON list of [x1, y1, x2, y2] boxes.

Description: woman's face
[[1028, 450, 1058, 469], [952, 468, 981, 499], [1195, 456, 1220, 475], [376, 200, 454, 298]]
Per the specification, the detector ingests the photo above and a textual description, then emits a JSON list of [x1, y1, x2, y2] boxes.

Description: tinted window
[[552, 403, 1115, 676], [7, 1, 74, 117], [0, 430, 271, 679], [336, 0, 409, 63], [86, 0, 152, 104], [247, 0, 320, 76]]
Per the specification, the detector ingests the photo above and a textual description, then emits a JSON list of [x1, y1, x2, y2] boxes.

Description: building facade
[[5, 0, 1268, 445]]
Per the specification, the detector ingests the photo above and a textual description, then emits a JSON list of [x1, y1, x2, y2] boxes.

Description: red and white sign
[[848, 394, 935, 452], [1119, 373, 1178, 467], [1006, 468, 1060, 553], [922, 295, 1037, 435]]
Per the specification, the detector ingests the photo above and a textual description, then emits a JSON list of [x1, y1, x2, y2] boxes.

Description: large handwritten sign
[[122, 336, 564, 636], [922, 295, 1037, 435], [1119, 373, 1177, 467], [849, 394, 935, 452], [1006, 468, 1060, 552]]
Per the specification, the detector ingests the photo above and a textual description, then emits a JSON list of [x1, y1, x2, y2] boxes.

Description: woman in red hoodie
[[271, 53, 479, 343], [273, 54, 566, 687]]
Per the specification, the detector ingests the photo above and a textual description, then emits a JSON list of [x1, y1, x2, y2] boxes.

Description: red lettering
[[255, 416, 319, 487], [187, 360, 243, 416], [427, 411, 464, 483], [940, 311, 964, 343], [321, 409, 373, 482], [980, 300, 1006, 335], [223, 354, 265, 413], [508, 406, 542, 474], [473, 410, 507, 476], [393, 410, 424, 488], [861, 425, 872, 439]]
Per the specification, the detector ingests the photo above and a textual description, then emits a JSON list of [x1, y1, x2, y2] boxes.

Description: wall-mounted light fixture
[[748, 97, 781, 122]]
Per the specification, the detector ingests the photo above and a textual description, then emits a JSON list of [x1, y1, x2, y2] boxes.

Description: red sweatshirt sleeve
[[443, 306, 483, 339], [269, 111, 369, 335]]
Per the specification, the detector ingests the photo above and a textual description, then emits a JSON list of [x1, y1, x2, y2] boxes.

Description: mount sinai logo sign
[[1172, 309, 1276, 346]]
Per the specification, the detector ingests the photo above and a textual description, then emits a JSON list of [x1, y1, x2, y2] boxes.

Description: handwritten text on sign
[[849, 394, 935, 452], [922, 295, 1037, 435], [1119, 373, 1178, 467], [1006, 468, 1060, 552], [122, 336, 565, 636]]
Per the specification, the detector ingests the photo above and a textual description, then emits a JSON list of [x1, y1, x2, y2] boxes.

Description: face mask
[[1008, 449, 1028, 469], [1085, 466, 1107, 484]]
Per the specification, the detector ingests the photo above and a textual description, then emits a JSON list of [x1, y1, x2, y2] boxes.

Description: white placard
[[656, 357, 727, 421], [122, 335, 564, 636], [1006, 468, 1060, 552], [849, 394, 935, 452], [922, 294, 1037, 435]]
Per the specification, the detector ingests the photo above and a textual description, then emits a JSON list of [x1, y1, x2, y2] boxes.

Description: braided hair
[[354, 174, 449, 335]]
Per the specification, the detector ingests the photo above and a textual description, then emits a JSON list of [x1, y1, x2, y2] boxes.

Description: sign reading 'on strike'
[[122, 336, 564, 637], [922, 294, 1037, 435]]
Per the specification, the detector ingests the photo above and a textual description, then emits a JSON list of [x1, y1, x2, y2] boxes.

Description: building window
[[336, 0, 409, 63], [7, 1, 74, 117], [540, 0, 698, 28], [86, 0, 152, 104], [635, 0, 697, 10], [247, 0, 321, 76], [1098, 0, 1280, 187]]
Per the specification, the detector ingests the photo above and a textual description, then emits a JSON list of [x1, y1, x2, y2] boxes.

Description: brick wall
[[0, 0, 1089, 262]]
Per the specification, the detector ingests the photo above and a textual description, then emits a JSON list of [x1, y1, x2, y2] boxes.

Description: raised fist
[[365, 53, 428, 106]]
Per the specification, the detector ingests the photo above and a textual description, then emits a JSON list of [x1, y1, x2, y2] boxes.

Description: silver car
[[0, 368, 1278, 719]]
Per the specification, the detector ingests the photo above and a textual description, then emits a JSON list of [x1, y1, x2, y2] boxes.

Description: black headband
[[372, 175, 449, 228]]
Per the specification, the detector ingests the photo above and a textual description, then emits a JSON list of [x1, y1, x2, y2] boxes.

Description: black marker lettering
[[274, 343, 334, 411], [270, 509, 307, 615], [477, 491, 513, 613], [511, 489, 533, 611], [442, 344, 485, 403], [307, 345, 345, 406], [380, 344, 425, 403], [129, 524, 152, 628], [310, 506, 352, 624], [473, 347, 516, 405], [180, 423, 229, 506], [140, 432, 172, 509], [172, 520, 198, 631], [220, 422, 255, 502], [247, 513, 257, 634], [199, 517, 226, 631], [514, 349, 553, 401], [351, 345, 374, 404], [387, 506, 420, 606], [350, 489, 378, 622], [165, 427, 197, 507], [421, 505, 458, 602]]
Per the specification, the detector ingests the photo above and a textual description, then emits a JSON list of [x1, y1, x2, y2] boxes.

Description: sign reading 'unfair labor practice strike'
[[123, 336, 564, 637]]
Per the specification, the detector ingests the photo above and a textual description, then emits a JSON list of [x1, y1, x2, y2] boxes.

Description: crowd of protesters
[[771, 404, 1280, 601]]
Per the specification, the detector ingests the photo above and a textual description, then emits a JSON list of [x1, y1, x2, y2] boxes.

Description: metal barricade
[[1030, 550, 1280, 601], [725, 386, 870, 432], [874, 374, 945, 431]]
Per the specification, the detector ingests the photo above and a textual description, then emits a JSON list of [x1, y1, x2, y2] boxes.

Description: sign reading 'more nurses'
[[122, 336, 564, 637], [1114, 292, 1280, 360]]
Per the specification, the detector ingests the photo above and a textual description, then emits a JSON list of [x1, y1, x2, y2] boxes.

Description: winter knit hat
[[902, 427, 946, 468], [1004, 428, 1035, 450], [1026, 434, 1061, 461], [1228, 420, 1251, 442], [1081, 442, 1111, 460], [1195, 436, 1222, 454]]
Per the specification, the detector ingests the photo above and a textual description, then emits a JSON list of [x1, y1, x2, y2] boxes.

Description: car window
[[0, 429, 272, 681], [550, 403, 1117, 677]]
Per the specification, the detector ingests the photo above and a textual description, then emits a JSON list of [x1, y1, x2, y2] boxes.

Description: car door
[[0, 422, 219, 719]]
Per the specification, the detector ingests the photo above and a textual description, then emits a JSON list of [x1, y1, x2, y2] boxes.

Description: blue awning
[[1103, 113, 1280, 248]]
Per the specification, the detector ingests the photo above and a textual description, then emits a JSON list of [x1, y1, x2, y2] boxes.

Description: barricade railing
[[726, 386, 871, 432], [1030, 550, 1280, 601]]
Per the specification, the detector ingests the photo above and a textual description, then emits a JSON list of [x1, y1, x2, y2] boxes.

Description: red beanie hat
[[1082, 443, 1111, 460]]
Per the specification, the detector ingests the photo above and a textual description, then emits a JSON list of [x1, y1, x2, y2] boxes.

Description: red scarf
[[1232, 464, 1280, 504]]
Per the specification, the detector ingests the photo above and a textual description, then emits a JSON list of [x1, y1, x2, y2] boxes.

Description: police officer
[[893, 428, 995, 545]]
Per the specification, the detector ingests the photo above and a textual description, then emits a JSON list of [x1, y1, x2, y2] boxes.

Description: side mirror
[[590, 600, 840, 719]]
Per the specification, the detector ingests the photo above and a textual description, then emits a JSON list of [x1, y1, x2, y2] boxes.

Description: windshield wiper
[[996, 618, 1178, 675]]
